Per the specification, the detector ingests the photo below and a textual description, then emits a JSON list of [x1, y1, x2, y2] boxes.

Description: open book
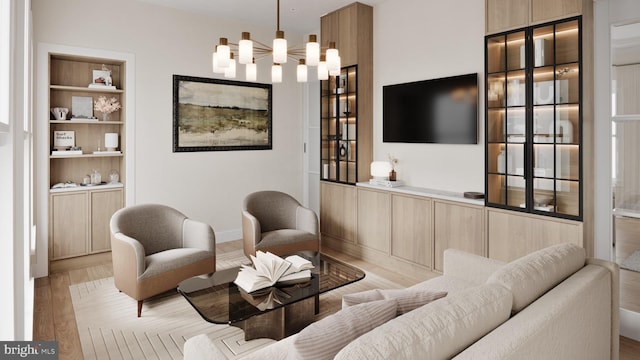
[[240, 287, 292, 311], [234, 251, 314, 293]]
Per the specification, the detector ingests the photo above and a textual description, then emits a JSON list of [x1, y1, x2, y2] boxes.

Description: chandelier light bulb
[[329, 55, 341, 76], [212, 52, 225, 74], [216, 38, 231, 68], [239, 32, 253, 65], [306, 34, 320, 66], [326, 42, 340, 72], [224, 53, 236, 78], [273, 30, 288, 64], [246, 61, 257, 82], [272, 63, 283, 83], [317, 55, 328, 81], [297, 59, 308, 83]]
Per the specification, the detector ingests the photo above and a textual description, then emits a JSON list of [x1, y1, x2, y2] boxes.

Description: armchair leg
[[137, 300, 143, 317]]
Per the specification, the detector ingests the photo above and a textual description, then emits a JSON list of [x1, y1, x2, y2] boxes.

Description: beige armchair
[[110, 204, 216, 317], [242, 191, 319, 258]]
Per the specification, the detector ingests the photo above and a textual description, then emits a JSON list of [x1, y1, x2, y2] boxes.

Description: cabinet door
[[434, 202, 485, 271], [531, 0, 581, 24], [50, 192, 88, 259], [320, 182, 356, 243], [391, 194, 432, 267], [487, 209, 582, 262], [90, 189, 123, 253], [357, 188, 390, 252], [486, 0, 529, 34]]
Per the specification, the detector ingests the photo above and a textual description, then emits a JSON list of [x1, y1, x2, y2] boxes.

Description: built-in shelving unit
[[47, 53, 126, 261]]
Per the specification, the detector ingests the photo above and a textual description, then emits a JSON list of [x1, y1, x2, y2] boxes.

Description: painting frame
[[173, 75, 272, 152]]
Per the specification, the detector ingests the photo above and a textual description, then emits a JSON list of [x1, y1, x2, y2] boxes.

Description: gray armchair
[[242, 191, 319, 258], [110, 204, 216, 317]]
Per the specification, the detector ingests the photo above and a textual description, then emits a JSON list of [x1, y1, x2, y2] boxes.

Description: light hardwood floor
[[33, 240, 640, 360]]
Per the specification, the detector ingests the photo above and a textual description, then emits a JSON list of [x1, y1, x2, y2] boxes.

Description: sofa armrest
[[443, 249, 505, 285], [295, 206, 318, 234], [183, 218, 216, 252], [587, 258, 620, 360]]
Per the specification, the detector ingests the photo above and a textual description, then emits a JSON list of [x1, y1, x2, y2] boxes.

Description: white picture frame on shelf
[[53, 130, 75, 150], [71, 96, 93, 119]]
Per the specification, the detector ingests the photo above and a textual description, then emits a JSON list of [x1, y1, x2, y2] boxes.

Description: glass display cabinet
[[485, 17, 582, 219], [321, 65, 358, 184]]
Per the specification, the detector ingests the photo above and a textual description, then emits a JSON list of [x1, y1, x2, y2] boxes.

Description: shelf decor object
[[485, 17, 583, 220], [104, 133, 118, 151], [94, 96, 121, 121], [173, 75, 272, 152], [210, 0, 340, 83]]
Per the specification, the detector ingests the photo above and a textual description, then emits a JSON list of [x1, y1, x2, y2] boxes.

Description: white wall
[[32, 0, 307, 244], [372, 0, 485, 193]]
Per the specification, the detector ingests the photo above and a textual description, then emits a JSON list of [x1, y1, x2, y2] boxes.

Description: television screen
[[383, 73, 478, 144]]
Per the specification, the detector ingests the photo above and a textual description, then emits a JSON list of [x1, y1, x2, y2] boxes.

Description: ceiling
[[135, 0, 386, 34]]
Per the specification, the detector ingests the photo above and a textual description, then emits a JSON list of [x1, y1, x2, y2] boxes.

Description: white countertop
[[49, 182, 124, 193], [356, 182, 485, 206], [613, 207, 640, 219]]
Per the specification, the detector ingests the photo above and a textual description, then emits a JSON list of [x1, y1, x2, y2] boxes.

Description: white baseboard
[[620, 308, 640, 341], [215, 229, 242, 243]]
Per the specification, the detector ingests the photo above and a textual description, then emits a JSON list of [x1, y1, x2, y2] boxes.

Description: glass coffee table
[[177, 251, 365, 340]]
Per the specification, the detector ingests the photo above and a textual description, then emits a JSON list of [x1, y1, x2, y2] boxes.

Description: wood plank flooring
[[33, 240, 640, 359]]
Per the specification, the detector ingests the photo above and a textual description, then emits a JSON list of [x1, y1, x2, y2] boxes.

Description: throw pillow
[[487, 242, 585, 313], [334, 284, 513, 360], [342, 288, 447, 316], [341, 289, 384, 308], [290, 299, 397, 360], [379, 288, 448, 315]]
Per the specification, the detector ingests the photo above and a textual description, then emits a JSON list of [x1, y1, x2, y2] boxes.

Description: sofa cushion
[[334, 283, 513, 360], [290, 299, 397, 360], [342, 288, 447, 316], [486, 243, 585, 313]]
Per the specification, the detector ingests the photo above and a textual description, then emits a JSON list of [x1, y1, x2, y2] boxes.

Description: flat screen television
[[383, 73, 478, 144]]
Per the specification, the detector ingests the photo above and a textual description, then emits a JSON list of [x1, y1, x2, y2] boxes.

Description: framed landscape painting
[[173, 75, 272, 152]]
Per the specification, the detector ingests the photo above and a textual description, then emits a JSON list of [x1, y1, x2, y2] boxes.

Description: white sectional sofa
[[184, 243, 619, 360]]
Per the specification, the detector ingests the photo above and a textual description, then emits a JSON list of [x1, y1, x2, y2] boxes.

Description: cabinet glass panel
[[506, 108, 526, 142], [485, 17, 582, 220], [487, 35, 506, 73], [487, 73, 506, 108], [506, 32, 526, 71], [487, 109, 506, 143], [321, 65, 358, 184], [532, 26, 555, 68], [555, 20, 580, 65]]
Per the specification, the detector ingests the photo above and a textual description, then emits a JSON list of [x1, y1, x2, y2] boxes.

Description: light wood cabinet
[[91, 189, 123, 253], [320, 2, 373, 183], [486, 0, 584, 34], [433, 201, 485, 271], [49, 188, 123, 260], [357, 188, 390, 252], [47, 52, 127, 262], [320, 182, 357, 244], [486, 0, 529, 34], [487, 208, 582, 262], [50, 192, 88, 259], [391, 194, 432, 268]]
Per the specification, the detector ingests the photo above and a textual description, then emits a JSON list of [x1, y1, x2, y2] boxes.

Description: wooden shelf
[[50, 120, 123, 125], [50, 153, 123, 159], [50, 84, 123, 93]]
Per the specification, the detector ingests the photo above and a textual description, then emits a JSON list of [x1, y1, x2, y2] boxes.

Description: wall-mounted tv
[[383, 73, 478, 144]]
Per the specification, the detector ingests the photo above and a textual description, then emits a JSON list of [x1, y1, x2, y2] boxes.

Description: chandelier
[[211, 0, 341, 83]]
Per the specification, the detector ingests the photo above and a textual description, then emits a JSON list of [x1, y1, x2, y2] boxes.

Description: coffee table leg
[[232, 297, 316, 341]]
